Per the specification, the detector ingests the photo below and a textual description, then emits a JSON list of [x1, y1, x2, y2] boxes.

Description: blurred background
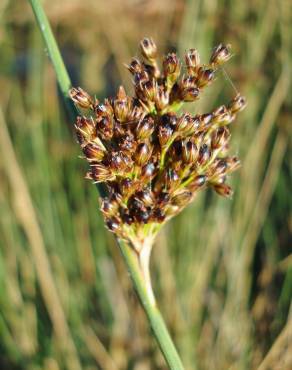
[[0, 0, 291, 369]]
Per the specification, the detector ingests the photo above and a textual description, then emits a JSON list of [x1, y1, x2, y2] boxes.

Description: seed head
[[70, 38, 246, 244]]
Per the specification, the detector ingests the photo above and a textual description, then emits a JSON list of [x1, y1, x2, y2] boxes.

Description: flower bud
[[140, 37, 157, 62], [83, 142, 105, 162], [136, 116, 155, 139], [69, 87, 94, 109], [196, 67, 215, 88], [210, 44, 232, 66], [182, 140, 198, 163], [228, 94, 247, 113], [135, 143, 152, 165]]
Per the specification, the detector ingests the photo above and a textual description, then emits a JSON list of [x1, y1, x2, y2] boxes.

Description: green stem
[[28, 1, 185, 369]]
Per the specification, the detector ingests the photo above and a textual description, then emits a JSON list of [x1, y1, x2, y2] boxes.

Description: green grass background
[[0, 0, 291, 369]]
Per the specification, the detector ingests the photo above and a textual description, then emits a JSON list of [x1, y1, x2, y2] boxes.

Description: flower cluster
[[70, 38, 246, 245]]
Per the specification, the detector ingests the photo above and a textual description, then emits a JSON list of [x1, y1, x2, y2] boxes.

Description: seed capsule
[[114, 86, 130, 122], [106, 217, 121, 232], [163, 53, 181, 87], [225, 156, 241, 173], [196, 67, 215, 88], [100, 197, 119, 216], [82, 143, 105, 162], [135, 143, 152, 165], [75, 116, 95, 144], [177, 114, 199, 136], [188, 175, 206, 191], [172, 190, 192, 207], [141, 162, 156, 180], [136, 116, 155, 139], [87, 165, 115, 183], [181, 87, 200, 102], [185, 49, 200, 75], [228, 94, 247, 113], [212, 105, 233, 125], [211, 127, 230, 150], [213, 183, 233, 198], [155, 86, 169, 111], [96, 116, 114, 140], [140, 37, 157, 62], [158, 124, 173, 147], [182, 140, 198, 163], [197, 144, 211, 166], [70, 87, 94, 109], [210, 44, 232, 66], [127, 58, 144, 74]]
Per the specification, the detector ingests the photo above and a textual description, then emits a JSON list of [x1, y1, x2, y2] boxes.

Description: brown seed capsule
[[199, 113, 213, 130], [182, 140, 198, 163], [96, 116, 114, 140], [210, 44, 232, 66], [213, 183, 233, 198], [82, 142, 105, 162], [196, 67, 215, 88], [136, 116, 155, 139], [211, 127, 230, 150], [140, 37, 157, 62], [114, 86, 130, 122], [75, 116, 95, 144], [87, 164, 115, 183], [155, 86, 169, 111], [181, 87, 200, 102], [197, 144, 211, 166], [106, 217, 121, 232], [177, 114, 199, 136], [152, 208, 166, 223], [172, 190, 192, 207], [100, 197, 119, 216], [136, 189, 154, 207], [158, 124, 173, 147], [212, 105, 233, 125], [139, 79, 158, 102], [135, 143, 152, 165], [188, 175, 206, 191], [225, 156, 241, 173], [70, 87, 94, 109], [141, 162, 156, 180], [163, 53, 181, 87], [127, 58, 144, 75], [228, 94, 247, 113], [161, 169, 180, 192], [185, 49, 200, 75]]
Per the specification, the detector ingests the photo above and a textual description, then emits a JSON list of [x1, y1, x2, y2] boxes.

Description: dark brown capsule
[[141, 162, 156, 180], [127, 58, 144, 75], [181, 87, 200, 102], [100, 197, 119, 216], [106, 217, 121, 232], [188, 175, 206, 191], [158, 124, 173, 147], [87, 164, 115, 183]]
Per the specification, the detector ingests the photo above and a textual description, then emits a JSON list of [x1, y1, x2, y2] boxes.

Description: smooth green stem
[[28, 1, 185, 369], [118, 240, 184, 370]]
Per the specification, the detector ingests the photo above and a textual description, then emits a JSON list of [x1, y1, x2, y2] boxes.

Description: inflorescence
[[70, 38, 246, 246]]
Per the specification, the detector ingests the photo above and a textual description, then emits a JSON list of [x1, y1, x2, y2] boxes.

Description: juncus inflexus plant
[[70, 38, 246, 301], [27, 1, 245, 366]]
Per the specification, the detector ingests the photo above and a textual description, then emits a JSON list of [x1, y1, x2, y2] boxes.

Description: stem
[[118, 239, 184, 370], [28, 1, 185, 369]]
